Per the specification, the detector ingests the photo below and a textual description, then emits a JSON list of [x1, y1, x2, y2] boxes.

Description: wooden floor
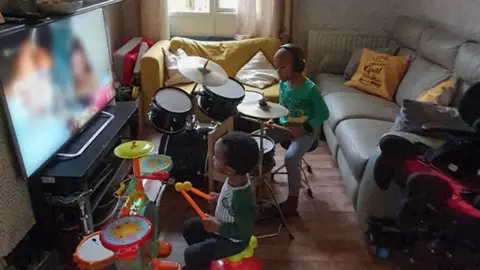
[[142, 127, 395, 269]]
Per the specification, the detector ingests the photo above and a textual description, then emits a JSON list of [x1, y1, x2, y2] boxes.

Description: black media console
[[27, 101, 138, 265]]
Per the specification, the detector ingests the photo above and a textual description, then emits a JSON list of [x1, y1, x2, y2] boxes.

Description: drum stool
[[271, 139, 319, 198]]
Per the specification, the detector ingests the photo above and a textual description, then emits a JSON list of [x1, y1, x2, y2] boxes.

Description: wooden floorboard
[[142, 127, 395, 269]]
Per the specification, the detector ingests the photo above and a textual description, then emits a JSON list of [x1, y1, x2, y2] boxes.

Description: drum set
[[147, 55, 294, 239]]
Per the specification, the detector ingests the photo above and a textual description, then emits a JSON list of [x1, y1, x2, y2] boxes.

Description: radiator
[[307, 29, 390, 76]]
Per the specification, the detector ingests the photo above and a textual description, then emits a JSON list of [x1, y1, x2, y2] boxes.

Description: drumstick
[[180, 190, 207, 219], [240, 116, 291, 132], [175, 182, 207, 219], [191, 188, 212, 201]]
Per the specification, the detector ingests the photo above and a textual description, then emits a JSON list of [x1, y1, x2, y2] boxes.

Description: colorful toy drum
[[139, 154, 173, 174], [73, 232, 115, 270], [100, 215, 153, 260]]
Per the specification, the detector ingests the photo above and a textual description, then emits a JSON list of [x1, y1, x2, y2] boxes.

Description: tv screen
[[0, 9, 115, 178]]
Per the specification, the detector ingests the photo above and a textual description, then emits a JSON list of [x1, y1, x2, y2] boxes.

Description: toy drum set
[[74, 140, 181, 270]]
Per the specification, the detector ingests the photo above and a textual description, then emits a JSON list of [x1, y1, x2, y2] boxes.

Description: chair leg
[[300, 166, 313, 198], [302, 158, 313, 174]]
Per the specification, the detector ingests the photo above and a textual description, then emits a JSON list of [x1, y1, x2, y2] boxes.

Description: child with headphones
[[265, 43, 329, 216]]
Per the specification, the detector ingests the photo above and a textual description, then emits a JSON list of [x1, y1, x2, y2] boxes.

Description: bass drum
[[157, 124, 214, 188]]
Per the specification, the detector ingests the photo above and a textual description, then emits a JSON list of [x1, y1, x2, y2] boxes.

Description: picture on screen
[[0, 9, 115, 177]]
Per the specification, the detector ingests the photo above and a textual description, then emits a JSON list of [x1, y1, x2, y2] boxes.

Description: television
[[0, 9, 115, 178]]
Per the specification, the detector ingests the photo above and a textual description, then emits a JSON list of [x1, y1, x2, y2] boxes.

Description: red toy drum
[[100, 215, 153, 260], [211, 257, 262, 270]]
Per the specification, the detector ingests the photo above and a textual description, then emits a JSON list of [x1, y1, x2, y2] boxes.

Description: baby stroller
[[365, 82, 480, 269]]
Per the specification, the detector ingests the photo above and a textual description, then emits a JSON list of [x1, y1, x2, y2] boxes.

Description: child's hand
[[265, 119, 275, 130], [208, 192, 219, 203], [288, 124, 305, 138], [202, 215, 221, 233]]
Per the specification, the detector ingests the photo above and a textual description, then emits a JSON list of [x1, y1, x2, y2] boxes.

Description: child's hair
[[219, 131, 259, 175]]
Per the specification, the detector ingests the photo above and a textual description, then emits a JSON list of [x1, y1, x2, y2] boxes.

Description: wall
[[292, 0, 397, 50], [396, 0, 480, 41]]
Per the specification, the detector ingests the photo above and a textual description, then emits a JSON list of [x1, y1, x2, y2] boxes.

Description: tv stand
[[57, 111, 115, 158], [28, 101, 138, 264]]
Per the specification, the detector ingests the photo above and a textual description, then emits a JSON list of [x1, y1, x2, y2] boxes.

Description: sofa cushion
[[324, 92, 400, 130], [418, 28, 470, 70], [394, 56, 452, 106], [314, 73, 363, 96], [391, 16, 432, 51], [173, 82, 280, 103], [169, 37, 281, 77], [335, 119, 394, 179], [454, 42, 480, 85]]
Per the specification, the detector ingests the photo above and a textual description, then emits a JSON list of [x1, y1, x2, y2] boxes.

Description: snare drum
[[149, 87, 193, 134], [198, 77, 245, 121], [234, 91, 264, 133], [250, 135, 276, 175], [73, 232, 115, 270]]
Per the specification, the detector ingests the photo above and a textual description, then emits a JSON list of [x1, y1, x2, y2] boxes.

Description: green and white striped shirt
[[215, 178, 257, 243]]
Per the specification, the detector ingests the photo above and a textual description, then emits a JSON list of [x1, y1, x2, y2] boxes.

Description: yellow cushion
[[169, 37, 282, 77], [345, 49, 410, 100], [417, 77, 457, 106]]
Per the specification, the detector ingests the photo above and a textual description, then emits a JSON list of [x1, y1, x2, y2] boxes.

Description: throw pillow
[[416, 77, 458, 106], [344, 45, 400, 80], [318, 52, 351, 75], [235, 50, 278, 89], [344, 49, 410, 100], [163, 48, 192, 86]]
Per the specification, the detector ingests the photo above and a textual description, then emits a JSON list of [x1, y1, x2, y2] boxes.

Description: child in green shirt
[[182, 132, 258, 270], [265, 43, 329, 216]]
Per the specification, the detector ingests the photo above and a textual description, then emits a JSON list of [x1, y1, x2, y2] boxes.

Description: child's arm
[[218, 189, 256, 242], [304, 87, 329, 132]]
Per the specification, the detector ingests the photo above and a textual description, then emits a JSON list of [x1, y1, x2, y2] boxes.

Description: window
[[168, 0, 237, 13], [217, 0, 237, 12]]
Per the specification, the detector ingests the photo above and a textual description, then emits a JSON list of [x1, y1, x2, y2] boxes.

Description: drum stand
[[254, 121, 294, 240]]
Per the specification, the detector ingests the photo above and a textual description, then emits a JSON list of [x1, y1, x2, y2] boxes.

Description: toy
[[211, 236, 262, 270], [174, 181, 212, 219], [73, 232, 115, 270], [74, 140, 181, 270], [174, 182, 262, 270]]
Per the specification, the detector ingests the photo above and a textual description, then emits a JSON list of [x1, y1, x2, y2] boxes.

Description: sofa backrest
[[390, 16, 478, 107], [169, 37, 281, 77]]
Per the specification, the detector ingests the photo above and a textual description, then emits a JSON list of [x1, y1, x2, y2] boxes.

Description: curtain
[[106, 0, 170, 49], [236, 0, 292, 42]]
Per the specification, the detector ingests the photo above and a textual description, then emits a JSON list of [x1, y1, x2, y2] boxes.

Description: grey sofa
[[307, 15, 480, 230]]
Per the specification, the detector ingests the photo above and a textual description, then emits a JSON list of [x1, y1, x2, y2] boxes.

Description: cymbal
[[178, 56, 228, 87], [237, 100, 289, 119]]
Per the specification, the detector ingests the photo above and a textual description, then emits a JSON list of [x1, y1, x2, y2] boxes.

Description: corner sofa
[[307, 15, 480, 229]]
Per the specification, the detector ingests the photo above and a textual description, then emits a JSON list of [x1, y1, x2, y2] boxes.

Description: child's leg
[[184, 236, 248, 270], [182, 217, 210, 245], [278, 133, 315, 214]]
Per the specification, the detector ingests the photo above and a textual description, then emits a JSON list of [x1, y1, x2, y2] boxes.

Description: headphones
[[280, 43, 306, 73]]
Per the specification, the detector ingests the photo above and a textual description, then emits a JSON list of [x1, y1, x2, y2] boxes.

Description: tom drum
[[197, 77, 245, 121], [148, 87, 193, 134]]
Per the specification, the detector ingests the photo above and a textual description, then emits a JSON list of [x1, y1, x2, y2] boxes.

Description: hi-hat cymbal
[[178, 56, 228, 87], [237, 100, 289, 119]]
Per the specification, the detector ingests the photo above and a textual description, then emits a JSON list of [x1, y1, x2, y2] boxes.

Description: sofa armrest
[[140, 40, 170, 123], [356, 131, 440, 231]]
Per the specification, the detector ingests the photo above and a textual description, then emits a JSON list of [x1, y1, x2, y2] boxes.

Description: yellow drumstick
[[240, 116, 291, 132]]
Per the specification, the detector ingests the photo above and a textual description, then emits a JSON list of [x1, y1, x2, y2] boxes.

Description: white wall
[[396, 0, 480, 41], [292, 0, 397, 50], [169, 12, 236, 37]]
